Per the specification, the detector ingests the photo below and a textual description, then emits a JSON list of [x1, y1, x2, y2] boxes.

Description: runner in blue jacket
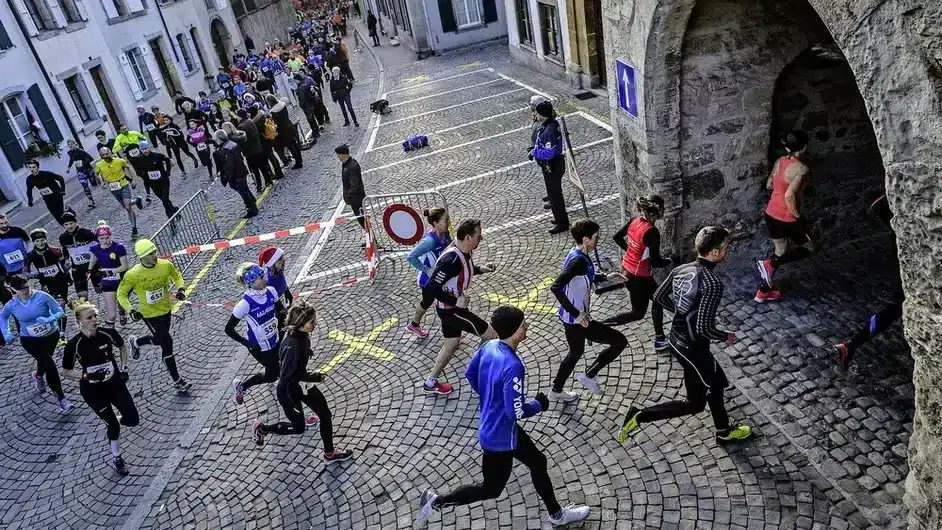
[[416, 305, 590, 527]]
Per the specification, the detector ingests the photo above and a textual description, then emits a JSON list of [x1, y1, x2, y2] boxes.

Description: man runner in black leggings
[[618, 226, 752, 445]]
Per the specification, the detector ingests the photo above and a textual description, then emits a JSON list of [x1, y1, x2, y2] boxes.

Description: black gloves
[[535, 392, 549, 411], [130, 310, 143, 322], [175, 288, 186, 301]]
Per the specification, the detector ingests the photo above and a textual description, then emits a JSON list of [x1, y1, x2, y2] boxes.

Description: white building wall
[[422, 0, 506, 53], [504, 0, 571, 82]]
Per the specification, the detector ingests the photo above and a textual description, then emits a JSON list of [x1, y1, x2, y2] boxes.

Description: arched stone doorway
[[606, 0, 942, 527], [210, 18, 234, 68]]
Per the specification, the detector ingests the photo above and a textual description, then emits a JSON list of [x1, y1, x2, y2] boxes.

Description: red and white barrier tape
[[178, 275, 370, 310]]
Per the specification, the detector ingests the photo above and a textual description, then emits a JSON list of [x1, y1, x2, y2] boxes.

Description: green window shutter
[[27, 83, 63, 143]]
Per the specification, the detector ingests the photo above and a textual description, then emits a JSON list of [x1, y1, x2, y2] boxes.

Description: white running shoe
[[232, 378, 244, 405], [549, 504, 590, 525], [417, 488, 438, 522], [251, 419, 265, 446], [549, 390, 579, 403], [576, 373, 602, 395], [58, 398, 73, 412]]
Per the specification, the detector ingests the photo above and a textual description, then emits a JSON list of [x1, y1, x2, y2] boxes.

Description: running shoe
[[58, 397, 73, 413], [653, 336, 669, 352], [109, 455, 130, 476], [716, 424, 753, 444], [232, 378, 244, 405], [145, 194, 153, 204], [57, 335, 67, 347], [617, 406, 641, 443], [180, 171, 187, 179], [87, 200, 96, 209], [32, 371, 46, 394], [252, 419, 265, 446], [576, 373, 602, 395], [323, 448, 354, 463], [757, 258, 775, 286], [550, 389, 580, 403], [423, 380, 453, 395], [836, 343, 854, 370], [405, 322, 429, 338], [133, 196, 144, 210], [417, 488, 438, 522], [305, 413, 320, 426], [549, 504, 591, 526], [174, 378, 193, 394], [754, 289, 782, 303], [129, 335, 140, 360]]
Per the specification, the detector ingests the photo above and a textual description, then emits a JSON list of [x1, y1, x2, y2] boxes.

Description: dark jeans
[[603, 274, 665, 336], [21, 334, 65, 398], [370, 31, 380, 46], [637, 338, 730, 431], [275, 128, 302, 166], [335, 94, 358, 125], [246, 152, 276, 187], [230, 180, 258, 212], [242, 346, 279, 391], [435, 426, 561, 515], [262, 383, 334, 452], [540, 157, 568, 227], [80, 377, 139, 440], [553, 321, 628, 391], [349, 199, 366, 229], [138, 313, 180, 382], [261, 139, 286, 175]]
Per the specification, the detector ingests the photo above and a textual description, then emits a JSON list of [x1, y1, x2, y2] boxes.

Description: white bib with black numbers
[[85, 361, 115, 382], [38, 264, 59, 277]]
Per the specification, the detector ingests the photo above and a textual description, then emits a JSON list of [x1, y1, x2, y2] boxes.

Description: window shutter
[[74, 0, 88, 20], [27, 84, 63, 143], [58, 79, 83, 129], [11, 0, 39, 35], [102, 0, 118, 18], [0, 103, 26, 170], [173, 37, 188, 73], [126, 0, 144, 12], [47, 0, 68, 27], [119, 53, 144, 100], [185, 32, 200, 72], [81, 71, 106, 119], [438, 0, 456, 32], [0, 20, 13, 49], [214, 0, 226, 8], [139, 45, 160, 92], [482, 0, 497, 23]]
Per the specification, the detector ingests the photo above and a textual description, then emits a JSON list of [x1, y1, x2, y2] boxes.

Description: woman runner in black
[[62, 303, 139, 475], [251, 300, 353, 463]]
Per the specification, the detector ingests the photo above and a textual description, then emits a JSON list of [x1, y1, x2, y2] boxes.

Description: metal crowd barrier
[[362, 191, 449, 256], [150, 190, 221, 274]]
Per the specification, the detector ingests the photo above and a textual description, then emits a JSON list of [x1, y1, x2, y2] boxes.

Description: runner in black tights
[[251, 300, 353, 463], [834, 195, 903, 369]]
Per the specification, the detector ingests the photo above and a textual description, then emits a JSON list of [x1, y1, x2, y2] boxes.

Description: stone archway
[[210, 18, 234, 68], [605, 0, 942, 528]]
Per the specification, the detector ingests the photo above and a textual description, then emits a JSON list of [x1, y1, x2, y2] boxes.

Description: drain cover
[[574, 92, 598, 100]]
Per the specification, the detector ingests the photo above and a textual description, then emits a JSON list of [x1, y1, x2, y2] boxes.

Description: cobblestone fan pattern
[[0, 39, 378, 530], [125, 42, 880, 530]]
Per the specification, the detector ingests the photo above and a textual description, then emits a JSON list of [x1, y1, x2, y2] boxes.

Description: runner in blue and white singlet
[[406, 208, 452, 338]]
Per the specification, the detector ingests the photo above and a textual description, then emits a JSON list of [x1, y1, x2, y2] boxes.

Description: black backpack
[[370, 99, 391, 115]]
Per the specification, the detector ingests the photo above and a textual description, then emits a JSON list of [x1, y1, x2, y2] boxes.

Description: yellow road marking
[[481, 277, 557, 314], [457, 61, 485, 70], [405, 74, 431, 84], [321, 317, 399, 373], [172, 185, 275, 314]]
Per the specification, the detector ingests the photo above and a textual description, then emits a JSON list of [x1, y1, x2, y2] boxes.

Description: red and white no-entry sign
[[382, 203, 424, 245]]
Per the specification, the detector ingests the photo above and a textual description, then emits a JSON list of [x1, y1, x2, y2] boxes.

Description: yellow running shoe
[[716, 425, 753, 444], [617, 406, 641, 444]]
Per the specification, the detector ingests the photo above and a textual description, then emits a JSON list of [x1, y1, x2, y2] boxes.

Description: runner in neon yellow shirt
[[117, 238, 192, 393]]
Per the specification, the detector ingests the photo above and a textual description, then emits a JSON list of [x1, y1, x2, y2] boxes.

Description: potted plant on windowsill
[[24, 139, 62, 160]]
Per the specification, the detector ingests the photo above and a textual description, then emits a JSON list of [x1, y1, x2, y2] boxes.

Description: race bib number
[[85, 362, 115, 381], [26, 322, 52, 336], [262, 67, 270, 72], [196, 143, 208, 151], [101, 268, 118, 279], [147, 170, 162, 180], [145, 123, 156, 131], [4, 250, 23, 263], [260, 318, 278, 339], [221, 82, 231, 88], [145, 289, 164, 304], [108, 181, 123, 191], [71, 252, 90, 265], [38, 264, 59, 278], [127, 148, 141, 157], [39, 187, 53, 196]]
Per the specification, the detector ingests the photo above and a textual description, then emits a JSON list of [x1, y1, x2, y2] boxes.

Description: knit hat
[[95, 220, 112, 238], [490, 305, 525, 340], [258, 246, 284, 268], [529, 95, 546, 107], [29, 228, 47, 242], [236, 108, 250, 120], [334, 144, 350, 155], [535, 101, 554, 119], [134, 238, 157, 258], [60, 212, 77, 224], [139, 140, 150, 150]]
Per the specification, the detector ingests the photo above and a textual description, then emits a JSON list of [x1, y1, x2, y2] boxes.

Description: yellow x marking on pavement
[[321, 317, 399, 373], [481, 277, 557, 314]]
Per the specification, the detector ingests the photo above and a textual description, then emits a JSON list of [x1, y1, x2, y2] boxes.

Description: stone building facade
[[602, 0, 942, 527]]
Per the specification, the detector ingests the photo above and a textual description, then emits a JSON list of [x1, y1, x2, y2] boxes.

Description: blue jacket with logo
[[465, 340, 542, 451], [0, 290, 64, 342], [532, 118, 562, 161]]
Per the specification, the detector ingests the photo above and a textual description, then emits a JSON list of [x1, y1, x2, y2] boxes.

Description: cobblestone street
[[0, 27, 915, 530]]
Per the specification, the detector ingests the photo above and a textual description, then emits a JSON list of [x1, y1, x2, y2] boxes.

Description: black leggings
[[80, 377, 139, 440], [148, 178, 176, 217], [21, 334, 64, 399], [435, 426, 561, 515], [603, 274, 665, 337], [261, 383, 333, 452], [847, 303, 903, 352], [552, 321, 627, 392], [43, 195, 67, 225], [194, 146, 213, 173], [636, 338, 730, 431], [166, 138, 197, 171], [242, 347, 279, 391], [138, 314, 180, 382]]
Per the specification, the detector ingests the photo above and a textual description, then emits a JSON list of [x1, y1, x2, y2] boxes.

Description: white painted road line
[[368, 106, 530, 152], [383, 68, 494, 96], [389, 78, 504, 107], [293, 200, 348, 286], [376, 89, 527, 127], [578, 111, 613, 132], [496, 72, 555, 102]]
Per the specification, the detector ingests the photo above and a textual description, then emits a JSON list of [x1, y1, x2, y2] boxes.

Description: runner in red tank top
[[601, 195, 673, 351], [755, 131, 814, 303]]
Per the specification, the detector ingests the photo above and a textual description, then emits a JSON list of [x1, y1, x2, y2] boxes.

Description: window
[[453, 0, 481, 28], [538, 3, 560, 57], [61, 0, 82, 22], [125, 47, 155, 92], [23, 0, 57, 30], [64, 74, 94, 123], [0, 20, 13, 50], [176, 34, 194, 72], [243, 0, 257, 12], [516, 0, 532, 45], [2, 95, 36, 149], [108, 0, 127, 17], [189, 28, 207, 72]]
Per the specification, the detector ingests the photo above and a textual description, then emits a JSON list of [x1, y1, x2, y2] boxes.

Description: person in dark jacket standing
[[213, 129, 258, 218], [367, 12, 380, 46], [249, 105, 287, 176], [527, 95, 549, 210], [265, 95, 303, 168], [416, 305, 590, 526], [336, 144, 366, 237], [251, 300, 354, 463], [25, 159, 73, 225], [236, 109, 276, 191], [329, 67, 358, 127], [531, 101, 569, 234]]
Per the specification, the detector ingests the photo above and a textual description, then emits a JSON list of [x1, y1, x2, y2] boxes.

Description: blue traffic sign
[[615, 60, 638, 117]]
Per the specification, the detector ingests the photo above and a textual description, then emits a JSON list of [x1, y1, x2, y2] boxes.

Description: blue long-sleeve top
[[465, 339, 542, 451], [407, 230, 452, 287], [0, 290, 64, 341]]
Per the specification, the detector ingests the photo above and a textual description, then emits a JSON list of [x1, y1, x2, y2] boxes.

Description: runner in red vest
[[755, 130, 814, 302], [601, 195, 672, 351]]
